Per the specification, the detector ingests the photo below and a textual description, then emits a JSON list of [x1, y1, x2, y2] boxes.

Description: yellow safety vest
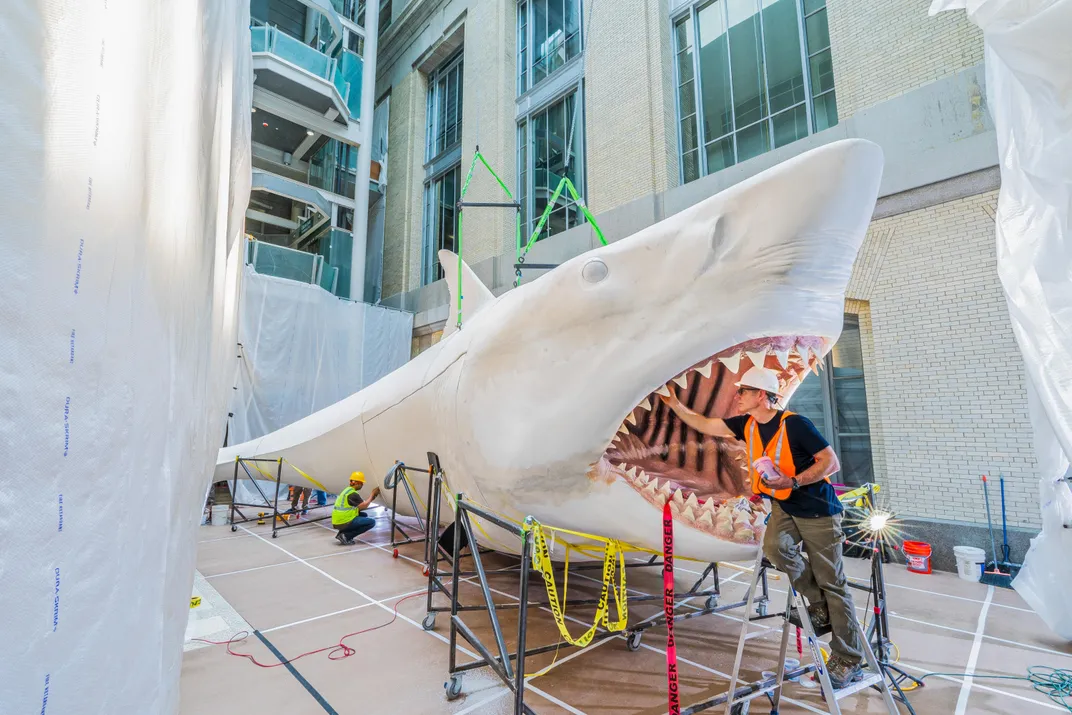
[[332, 487, 360, 527]]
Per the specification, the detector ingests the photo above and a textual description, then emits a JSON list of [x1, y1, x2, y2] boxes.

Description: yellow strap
[[283, 460, 328, 491]]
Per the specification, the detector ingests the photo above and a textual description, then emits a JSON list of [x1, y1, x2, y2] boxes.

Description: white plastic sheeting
[[226, 266, 412, 503], [930, 0, 1072, 639], [0, 1, 251, 713]]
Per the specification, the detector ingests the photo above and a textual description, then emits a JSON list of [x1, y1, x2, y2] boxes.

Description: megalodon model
[[215, 138, 885, 563]]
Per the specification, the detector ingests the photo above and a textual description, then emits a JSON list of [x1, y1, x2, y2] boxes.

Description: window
[[673, 0, 837, 183], [346, 28, 364, 57], [787, 314, 874, 486], [422, 166, 460, 285], [517, 90, 584, 243], [517, 0, 582, 95], [425, 53, 463, 162]]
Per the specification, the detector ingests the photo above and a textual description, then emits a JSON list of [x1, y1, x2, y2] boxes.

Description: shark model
[[215, 138, 884, 563]]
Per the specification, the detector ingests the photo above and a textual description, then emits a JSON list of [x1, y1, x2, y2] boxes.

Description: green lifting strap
[[452, 148, 607, 330]]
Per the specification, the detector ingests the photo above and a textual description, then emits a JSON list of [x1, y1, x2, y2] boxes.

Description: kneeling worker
[[332, 471, 380, 545], [660, 365, 863, 688]]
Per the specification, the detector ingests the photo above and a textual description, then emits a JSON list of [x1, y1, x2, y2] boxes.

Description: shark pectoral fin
[[439, 249, 496, 336]]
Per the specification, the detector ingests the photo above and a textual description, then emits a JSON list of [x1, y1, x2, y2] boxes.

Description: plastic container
[[210, 504, 230, 524], [752, 456, 779, 482], [954, 545, 986, 582], [901, 540, 932, 574]]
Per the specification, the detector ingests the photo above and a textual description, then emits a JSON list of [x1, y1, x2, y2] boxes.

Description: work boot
[[826, 655, 863, 689], [808, 602, 830, 629], [335, 531, 346, 546]]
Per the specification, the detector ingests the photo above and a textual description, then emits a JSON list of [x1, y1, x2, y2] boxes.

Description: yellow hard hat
[[350, 471, 365, 484]]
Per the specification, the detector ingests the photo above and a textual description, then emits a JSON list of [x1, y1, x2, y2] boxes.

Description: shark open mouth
[[589, 335, 831, 544]]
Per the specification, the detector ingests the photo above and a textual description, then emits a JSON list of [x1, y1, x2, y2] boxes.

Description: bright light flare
[[840, 489, 906, 554]]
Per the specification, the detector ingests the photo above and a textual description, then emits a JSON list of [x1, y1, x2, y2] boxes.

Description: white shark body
[[215, 139, 884, 563]]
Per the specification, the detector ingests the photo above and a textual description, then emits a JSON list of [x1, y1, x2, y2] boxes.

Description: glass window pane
[[832, 314, 863, 370], [682, 149, 700, 183], [727, 0, 767, 128], [771, 105, 808, 148], [678, 80, 697, 122], [534, 0, 547, 83], [735, 120, 769, 162], [813, 90, 838, 131], [677, 50, 695, 84], [788, 372, 827, 438], [704, 135, 735, 172], [680, 115, 698, 153], [697, 1, 734, 143], [803, 0, 825, 13], [808, 48, 835, 95], [761, 0, 805, 114], [805, 8, 830, 52], [674, 17, 692, 53], [838, 436, 874, 486]]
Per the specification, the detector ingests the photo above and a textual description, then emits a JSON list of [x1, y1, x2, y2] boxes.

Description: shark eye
[[582, 259, 608, 283]]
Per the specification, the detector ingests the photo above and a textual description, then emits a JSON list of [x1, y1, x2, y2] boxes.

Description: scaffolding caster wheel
[[756, 601, 768, 617], [422, 613, 437, 631], [392, 548, 399, 558], [705, 595, 719, 610], [445, 676, 463, 701], [626, 631, 643, 652], [272, 532, 278, 539], [730, 701, 749, 715], [230, 526, 237, 532], [422, 565, 430, 577]]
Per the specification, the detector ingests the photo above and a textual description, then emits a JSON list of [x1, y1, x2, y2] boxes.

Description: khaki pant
[[762, 500, 862, 662]]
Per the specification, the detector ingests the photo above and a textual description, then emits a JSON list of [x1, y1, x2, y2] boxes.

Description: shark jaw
[[588, 333, 831, 546]]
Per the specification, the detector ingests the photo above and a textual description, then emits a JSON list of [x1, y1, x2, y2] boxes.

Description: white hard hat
[[735, 366, 782, 395]]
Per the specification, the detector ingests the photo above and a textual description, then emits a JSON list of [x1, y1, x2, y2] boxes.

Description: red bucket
[[902, 540, 932, 574]]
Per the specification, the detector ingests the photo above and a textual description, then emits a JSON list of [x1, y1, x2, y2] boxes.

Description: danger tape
[[664, 502, 679, 715]]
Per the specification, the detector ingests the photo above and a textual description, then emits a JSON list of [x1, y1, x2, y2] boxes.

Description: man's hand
[[371, 486, 381, 499], [761, 468, 794, 491]]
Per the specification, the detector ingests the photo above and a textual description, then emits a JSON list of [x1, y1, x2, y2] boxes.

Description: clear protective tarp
[[226, 266, 413, 504], [930, 0, 1072, 639], [0, 0, 251, 712]]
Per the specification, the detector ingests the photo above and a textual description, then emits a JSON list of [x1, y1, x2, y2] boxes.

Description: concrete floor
[[181, 505, 1072, 714]]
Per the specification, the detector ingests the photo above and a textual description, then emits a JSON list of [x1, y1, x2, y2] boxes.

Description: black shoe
[[826, 655, 863, 689], [335, 532, 346, 545]]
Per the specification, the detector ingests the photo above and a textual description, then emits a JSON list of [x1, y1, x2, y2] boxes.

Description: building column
[[351, 0, 380, 302]]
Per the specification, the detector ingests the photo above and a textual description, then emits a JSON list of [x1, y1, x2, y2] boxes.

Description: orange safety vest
[[745, 411, 828, 501]]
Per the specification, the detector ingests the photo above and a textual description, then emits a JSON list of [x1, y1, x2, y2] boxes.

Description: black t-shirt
[[347, 490, 363, 513], [724, 411, 843, 518]]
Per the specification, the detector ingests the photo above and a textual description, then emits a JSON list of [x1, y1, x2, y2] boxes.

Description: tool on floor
[[717, 549, 900, 715], [980, 474, 1020, 588]]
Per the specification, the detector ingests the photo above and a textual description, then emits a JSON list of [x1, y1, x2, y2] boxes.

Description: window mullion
[[691, 5, 706, 178], [796, 0, 814, 134]]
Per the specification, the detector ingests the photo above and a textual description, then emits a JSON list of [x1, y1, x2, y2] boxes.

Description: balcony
[[251, 26, 364, 126], [246, 237, 342, 297]]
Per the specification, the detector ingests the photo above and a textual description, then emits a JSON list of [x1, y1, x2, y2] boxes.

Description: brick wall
[[826, 0, 984, 119], [846, 191, 1040, 528], [583, 0, 678, 214], [382, 70, 428, 297]]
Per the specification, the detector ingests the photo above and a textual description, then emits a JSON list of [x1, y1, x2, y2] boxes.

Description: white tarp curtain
[[930, 0, 1072, 639], [227, 266, 413, 504], [0, 0, 251, 713]]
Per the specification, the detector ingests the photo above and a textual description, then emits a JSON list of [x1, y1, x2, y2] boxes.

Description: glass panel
[[832, 314, 864, 371], [813, 90, 838, 131], [704, 135, 735, 172], [833, 315, 872, 486], [678, 80, 697, 121], [808, 48, 835, 95], [727, 0, 767, 128], [761, 0, 805, 114], [697, 1, 734, 143], [518, 120, 528, 231], [272, 30, 334, 80], [771, 104, 808, 148], [678, 50, 695, 84], [735, 120, 769, 162], [547, 0, 565, 73], [805, 8, 829, 52], [838, 436, 874, 486], [533, 0, 548, 84], [518, 1, 528, 94], [682, 149, 701, 183], [523, 91, 582, 241], [787, 372, 827, 438], [675, 16, 693, 53], [680, 115, 699, 153], [803, 0, 825, 13]]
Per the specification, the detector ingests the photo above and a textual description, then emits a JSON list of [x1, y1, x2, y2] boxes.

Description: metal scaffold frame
[[226, 457, 332, 538]]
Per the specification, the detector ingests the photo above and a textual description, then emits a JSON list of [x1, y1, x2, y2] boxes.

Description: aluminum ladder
[[723, 550, 900, 714]]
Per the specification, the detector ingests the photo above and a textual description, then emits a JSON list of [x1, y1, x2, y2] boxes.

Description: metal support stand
[[384, 461, 433, 551], [226, 457, 332, 539]]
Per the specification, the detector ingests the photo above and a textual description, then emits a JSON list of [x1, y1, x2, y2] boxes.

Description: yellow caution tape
[[190, 596, 202, 608], [284, 460, 328, 492]]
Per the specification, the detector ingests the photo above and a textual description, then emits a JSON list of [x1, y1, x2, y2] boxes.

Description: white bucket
[[954, 546, 986, 582], [210, 504, 231, 525]]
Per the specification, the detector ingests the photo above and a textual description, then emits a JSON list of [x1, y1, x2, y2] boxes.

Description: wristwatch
[[790, 477, 800, 490]]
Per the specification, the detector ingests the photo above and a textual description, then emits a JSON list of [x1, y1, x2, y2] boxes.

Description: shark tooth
[[617, 423, 629, 435], [702, 497, 718, 513], [642, 480, 658, 497], [669, 500, 683, 517], [681, 505, 698, 522], [773, 348, 790, 370], [625, 466, 638, 480], [672, 489, 686, 506], [636, 470, 650, 485], [697, 511, 715, 529], [673, 374, 689, 388], [809, 357, 820, 375], [718, 352, 743, 374], [792, 344, 811, 363], [658, 481, 674, 498], [746, 349, 768, 369], [655, 492, 669, 507], [626, 411, 637, 425], [685, 492, 700, 509], [655, 384, 672, 398], [639, 397, 652, 412], [696, 361, 713, 379]]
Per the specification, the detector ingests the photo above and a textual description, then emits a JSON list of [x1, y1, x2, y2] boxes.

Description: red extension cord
[[191, 592, 425, 668]]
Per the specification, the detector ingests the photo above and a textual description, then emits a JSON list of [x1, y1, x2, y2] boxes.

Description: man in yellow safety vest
[[660, 365, 864, 689], [332, 471, 380, 545]]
